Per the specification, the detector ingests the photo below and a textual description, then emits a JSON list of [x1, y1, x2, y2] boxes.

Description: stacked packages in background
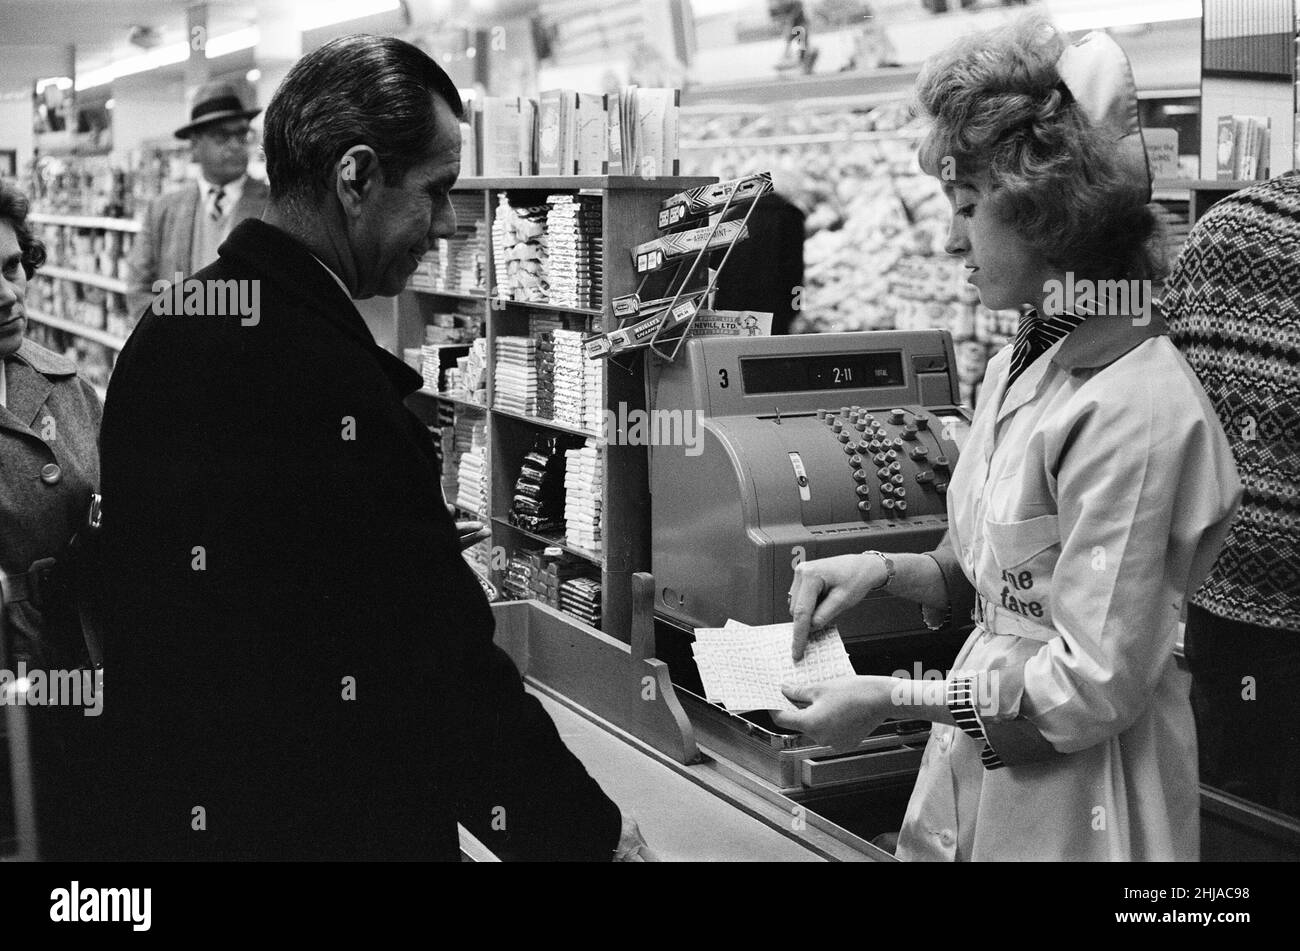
[[563, 438, 602, 554], [493, 336, 540, 415], [493, 197, 548, 302], [453, 416, 488, 516], [559, 577, 602, 629], [552, 329, 602, 431], [510, 438, 567, 535], [545, 194, 603, 309]]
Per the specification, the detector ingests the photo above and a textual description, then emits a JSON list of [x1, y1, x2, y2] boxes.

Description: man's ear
[[335, 145, 382, 217]]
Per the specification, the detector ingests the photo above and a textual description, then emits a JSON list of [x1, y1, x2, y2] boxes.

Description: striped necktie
[[209, 186, 226, 222], [1007, 308, 1088, 387]]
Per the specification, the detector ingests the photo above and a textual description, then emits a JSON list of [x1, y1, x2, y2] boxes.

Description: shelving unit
[[1186, 179, 1257, 223], [25, 310, 127, 351], [405, 174, 716, 639], [23, 212, 140, 393]]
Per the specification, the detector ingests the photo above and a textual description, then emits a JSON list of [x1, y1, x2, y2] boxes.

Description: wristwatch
[[864, 550, 896, 592]]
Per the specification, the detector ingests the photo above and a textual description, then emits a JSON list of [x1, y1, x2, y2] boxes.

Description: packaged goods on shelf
[[493, 336, 541, 415], [658, 171, 774, 229], [510, 438, 568, 535], [29, 154, 133, 218], [535, 331, 555, 419], [410, 193, 487, 294], [493, 197, 549, 302], [421, 343, 470, 393], [552, 329, 602, 431], [558, 576, 602, 628], [423, 302, 482, 344], [545, 194, 603, 308], [452, 414, 488, 515], [456, 337, 489, 404], [563, 438, 603, 555]]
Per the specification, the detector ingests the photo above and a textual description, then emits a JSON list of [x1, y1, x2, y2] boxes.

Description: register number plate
[[740, 352, 905, 395]]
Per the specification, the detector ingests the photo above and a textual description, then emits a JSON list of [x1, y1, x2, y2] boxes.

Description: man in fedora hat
[[125, 80, 269, 316]]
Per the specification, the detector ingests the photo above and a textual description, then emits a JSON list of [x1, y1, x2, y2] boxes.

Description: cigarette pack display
[[632, 220, 748, 274], [657, 172, 774, 229]]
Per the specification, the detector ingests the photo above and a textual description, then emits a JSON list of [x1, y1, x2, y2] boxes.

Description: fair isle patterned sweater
[[1163, 174, 1300, 632]]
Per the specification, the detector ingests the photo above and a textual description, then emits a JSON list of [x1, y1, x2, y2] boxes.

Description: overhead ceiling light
[[75, 27, 261, 90], [35, 76, 74, 93], [72, 1, 401, 92]]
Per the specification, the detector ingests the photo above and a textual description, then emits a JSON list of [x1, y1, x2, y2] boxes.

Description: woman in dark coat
[[0, 180, 102, 671]]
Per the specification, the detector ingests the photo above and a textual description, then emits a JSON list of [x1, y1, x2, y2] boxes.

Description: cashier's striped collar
[[1007, 308, 1088, 387]]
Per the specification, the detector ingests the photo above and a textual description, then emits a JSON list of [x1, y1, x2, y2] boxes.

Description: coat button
[[40, 463, 62, 485], [940, 829, 955, 848]]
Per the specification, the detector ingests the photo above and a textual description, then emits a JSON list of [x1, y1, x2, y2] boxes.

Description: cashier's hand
[[788, 553, 886, 660], [613, 814, 660, 862], [447, 504, 491, 551], [771, 676, 895, 751]]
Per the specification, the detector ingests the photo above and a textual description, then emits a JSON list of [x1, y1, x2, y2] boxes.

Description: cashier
[[777, 17, 1241, 861]]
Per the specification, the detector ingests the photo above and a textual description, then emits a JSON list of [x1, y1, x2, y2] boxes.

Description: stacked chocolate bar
[[510, 438, 567, 535], [545, 194, 603, 309], [563, 438, 602, 554], [559, 576, 602, 628], [552, 329, 602, 431], [493, 336, 540, 415]]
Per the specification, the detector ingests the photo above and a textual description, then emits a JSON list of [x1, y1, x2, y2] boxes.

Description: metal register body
[[648, 331, 971, 643]]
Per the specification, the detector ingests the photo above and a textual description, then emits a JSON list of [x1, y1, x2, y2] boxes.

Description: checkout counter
[[483, 330, 977, 861], [481, 327, 1300, 862]]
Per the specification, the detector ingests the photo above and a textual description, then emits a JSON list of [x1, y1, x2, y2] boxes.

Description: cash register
[[645, 330, 974, 803], [648, 330, 970, 642]]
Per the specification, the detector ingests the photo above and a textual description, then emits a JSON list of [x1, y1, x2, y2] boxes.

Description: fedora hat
[[175, 80, 261, 139]]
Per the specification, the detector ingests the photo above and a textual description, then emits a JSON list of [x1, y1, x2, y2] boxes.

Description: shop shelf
[[38, 265, 129, 294], [490, 406, 600, 440], [27, 212, 142, 233], [24, 309, 128, 350], [490, 516, 602, 565]]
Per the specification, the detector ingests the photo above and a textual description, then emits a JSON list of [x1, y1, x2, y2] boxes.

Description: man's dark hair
[[262, 34, 465, 207], [0, 180, 46, 279]]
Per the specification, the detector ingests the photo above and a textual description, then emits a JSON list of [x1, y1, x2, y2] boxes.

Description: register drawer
[[801, 745, 926, 789]]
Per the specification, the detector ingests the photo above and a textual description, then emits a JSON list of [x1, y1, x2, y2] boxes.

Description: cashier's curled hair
[[261, 33, 465, 208], [915, 15, 1163, 283], [0, 180, 46, 279]]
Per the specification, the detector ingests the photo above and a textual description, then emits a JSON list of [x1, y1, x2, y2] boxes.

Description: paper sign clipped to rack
[[691, 620, 855, 713]]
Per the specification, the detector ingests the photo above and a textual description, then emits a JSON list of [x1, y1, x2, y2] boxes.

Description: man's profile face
[[351, 94, 460, 299], [191, 118, 252, 186]]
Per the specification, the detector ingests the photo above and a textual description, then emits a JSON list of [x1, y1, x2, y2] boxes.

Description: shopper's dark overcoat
[[94, 219, 620, 860]]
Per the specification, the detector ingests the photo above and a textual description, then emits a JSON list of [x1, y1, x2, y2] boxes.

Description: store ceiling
[[0, 0, 256, 93]]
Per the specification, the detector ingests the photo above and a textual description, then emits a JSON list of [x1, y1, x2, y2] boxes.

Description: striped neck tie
[[209, 186, 226, 222], [1007, 308, 1088, 387]]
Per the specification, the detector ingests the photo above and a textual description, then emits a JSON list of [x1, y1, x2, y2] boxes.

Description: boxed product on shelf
[[551, 329, 602, 431], [658, 171, 774, 229], [494, 336, 541, 415], [558, 576, 602, 628], [421, 343, 470, 393], [545, 193, 603, 309], [563, 438, 603, 555], [509, 437, 568, 535]]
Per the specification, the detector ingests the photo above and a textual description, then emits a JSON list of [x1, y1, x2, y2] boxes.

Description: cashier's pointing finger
[[789, 552, 891, 660]]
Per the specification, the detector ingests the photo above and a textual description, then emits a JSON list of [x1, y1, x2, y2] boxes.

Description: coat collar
[[995, 306, 1168, 426], [218, 219, 422, 396], [0, 340, 74, 435], [1051, 307, 1167, 370]]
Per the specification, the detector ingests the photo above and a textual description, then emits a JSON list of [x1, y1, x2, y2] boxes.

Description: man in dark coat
[[93, 34, 643, 861]]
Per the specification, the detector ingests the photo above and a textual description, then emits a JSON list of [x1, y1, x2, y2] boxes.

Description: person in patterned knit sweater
[[1164, 174, 1300, 819]]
